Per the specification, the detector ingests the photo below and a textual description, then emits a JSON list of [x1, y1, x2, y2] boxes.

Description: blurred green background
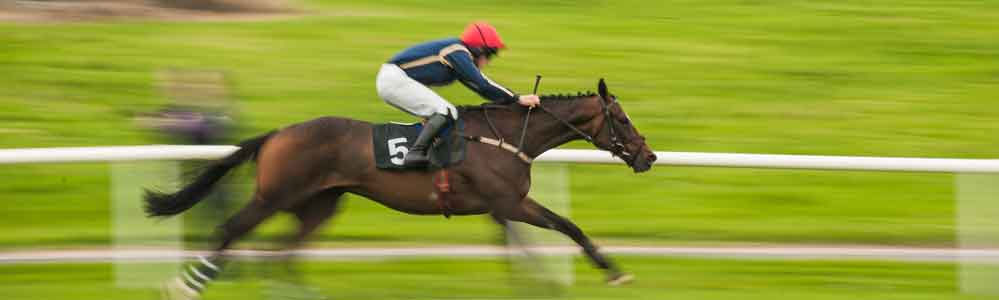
[[1, 0, 997, 298]]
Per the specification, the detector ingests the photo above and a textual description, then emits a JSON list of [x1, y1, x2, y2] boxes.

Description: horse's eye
[[620, 117, 630, 125]]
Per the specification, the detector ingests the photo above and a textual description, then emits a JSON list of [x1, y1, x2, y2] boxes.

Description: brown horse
[[147, 79, 656, 298]]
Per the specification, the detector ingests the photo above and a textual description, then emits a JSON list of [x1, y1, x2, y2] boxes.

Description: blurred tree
[[152, 0, 292, 12], [8, 0, 294, 15]]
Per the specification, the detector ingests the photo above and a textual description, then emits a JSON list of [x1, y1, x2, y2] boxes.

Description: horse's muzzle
[[632, 152, 657, 173]]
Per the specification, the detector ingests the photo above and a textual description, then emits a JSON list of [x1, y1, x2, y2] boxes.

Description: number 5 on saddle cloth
[[371, 119, 466, 170]]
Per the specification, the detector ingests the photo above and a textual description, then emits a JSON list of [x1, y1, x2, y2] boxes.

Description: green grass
[[0, 256, 986, 300], [1, 0, 998, 249]]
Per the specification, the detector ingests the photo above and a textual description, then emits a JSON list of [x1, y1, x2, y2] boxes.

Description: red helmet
[[460, 22, 506, 49]]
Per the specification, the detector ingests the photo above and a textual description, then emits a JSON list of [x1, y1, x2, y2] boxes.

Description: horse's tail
[[143, 131, 276, 217]]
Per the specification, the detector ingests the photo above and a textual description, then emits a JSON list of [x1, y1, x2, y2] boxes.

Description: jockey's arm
[[443, 51, 519, 105]]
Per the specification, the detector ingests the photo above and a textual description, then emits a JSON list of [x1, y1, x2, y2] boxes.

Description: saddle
[[371, 119, 466, 170]]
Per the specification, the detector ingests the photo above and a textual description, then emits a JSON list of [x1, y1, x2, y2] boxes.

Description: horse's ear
[[598, 78, 609, 100]]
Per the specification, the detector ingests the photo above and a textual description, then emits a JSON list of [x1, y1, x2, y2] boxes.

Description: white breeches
[[376, 64, 458, 119]]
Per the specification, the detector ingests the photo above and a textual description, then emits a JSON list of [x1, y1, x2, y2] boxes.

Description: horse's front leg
[[500, 196, 633, 286]]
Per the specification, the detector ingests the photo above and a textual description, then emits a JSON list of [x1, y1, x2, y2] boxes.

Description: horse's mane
[[539, 91, 597, 101], [459, 91, 597, 111]]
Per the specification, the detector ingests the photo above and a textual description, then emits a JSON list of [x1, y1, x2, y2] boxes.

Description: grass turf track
[[0, 256, 987, 300], [0, 0, 997, 249]]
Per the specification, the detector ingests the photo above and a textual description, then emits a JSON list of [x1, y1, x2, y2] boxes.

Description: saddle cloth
[[371, 119, 466, 170]]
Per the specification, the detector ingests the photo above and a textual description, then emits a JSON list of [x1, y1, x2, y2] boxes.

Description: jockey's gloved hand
[[518, 94, 540, 108]]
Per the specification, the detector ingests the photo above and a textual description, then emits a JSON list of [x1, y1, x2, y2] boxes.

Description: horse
[[147, 79, 657, 299]]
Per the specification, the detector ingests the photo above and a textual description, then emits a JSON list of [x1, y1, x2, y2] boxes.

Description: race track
[[3, 246, 998, 264]]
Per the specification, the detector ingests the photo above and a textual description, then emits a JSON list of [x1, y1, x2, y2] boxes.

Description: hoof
[[606, 273, 634, 286], [161, 278, 201, 300], [264, 280, 329, 300]]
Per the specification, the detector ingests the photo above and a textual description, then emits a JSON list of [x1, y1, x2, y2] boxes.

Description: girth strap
[[433, 169, 454, 218]]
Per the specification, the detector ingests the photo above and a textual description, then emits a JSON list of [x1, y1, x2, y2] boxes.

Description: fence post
[[957, 173, 999, 296], [112, 161, 183, 288]]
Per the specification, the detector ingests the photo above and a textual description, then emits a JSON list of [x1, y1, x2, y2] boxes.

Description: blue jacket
[[388, 38, 518, 104]]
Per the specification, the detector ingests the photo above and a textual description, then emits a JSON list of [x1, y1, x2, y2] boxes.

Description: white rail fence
[[2, 145, 998, 294], [2, 145, 999, 173]]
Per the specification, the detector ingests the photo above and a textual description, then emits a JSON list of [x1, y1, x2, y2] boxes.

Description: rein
[[466, 98, 627, 165], [462, 78, 633, 165], [533, 97, 635, 165], [536, 104, 594, 143]]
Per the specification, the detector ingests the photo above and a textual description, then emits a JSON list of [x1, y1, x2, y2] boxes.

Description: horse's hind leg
[[502, 197, 631, 285], [279, 189, 345, 276], [262, 189, 344, 300], [162, 193, 283, 300]]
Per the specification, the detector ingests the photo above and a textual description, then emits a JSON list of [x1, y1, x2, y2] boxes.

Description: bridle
[[537, 96, 634, 164], [476, 94, 634, 165]]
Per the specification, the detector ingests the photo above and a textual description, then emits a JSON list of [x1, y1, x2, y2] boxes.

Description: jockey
[[377, 21, 541, 167]]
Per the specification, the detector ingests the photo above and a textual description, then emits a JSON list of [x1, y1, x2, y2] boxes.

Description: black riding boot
[[403, 113, 450, 167]]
